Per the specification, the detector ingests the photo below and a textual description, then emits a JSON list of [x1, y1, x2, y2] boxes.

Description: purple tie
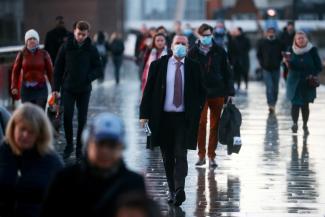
[[173, 61, 183, 108]]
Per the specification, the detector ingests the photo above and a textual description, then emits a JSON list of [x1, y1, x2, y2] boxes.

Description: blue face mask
[[183, 29, 192, 36], [215, 27, 225, 34], [200, 35, 213, 46], [173, 44, 187, 58]]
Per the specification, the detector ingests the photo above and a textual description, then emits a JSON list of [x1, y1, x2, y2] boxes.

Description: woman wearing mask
[[284, 31, 322, 134], [188, 23, 235, 168], [0, 103, 63, 217], [11, 29, 53, 110], [141, 33, 168, 93]]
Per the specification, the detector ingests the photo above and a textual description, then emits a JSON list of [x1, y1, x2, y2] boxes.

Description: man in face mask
[[188, 23, 235, 168], [213, 21, 228, 49], [140, 35, 204, 206], [257, 27, 286, 113], [183, 23, 197, 49]]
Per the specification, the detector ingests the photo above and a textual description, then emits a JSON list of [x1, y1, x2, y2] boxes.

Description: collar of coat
[[192, 40, 225, 56], [66, 36, 92, 50]]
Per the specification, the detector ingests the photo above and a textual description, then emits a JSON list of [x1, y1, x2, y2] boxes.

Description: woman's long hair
[[5, 103, 54, 156]]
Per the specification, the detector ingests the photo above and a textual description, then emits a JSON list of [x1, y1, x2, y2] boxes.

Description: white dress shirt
[[164, 56, 185, 112]]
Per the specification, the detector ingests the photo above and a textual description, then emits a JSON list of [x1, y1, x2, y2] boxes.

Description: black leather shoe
[[174, 188, 186, 206], [63, 145, 74, 159]]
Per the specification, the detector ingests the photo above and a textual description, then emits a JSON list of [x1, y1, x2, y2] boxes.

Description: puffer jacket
[[11, 48, 53, 90]]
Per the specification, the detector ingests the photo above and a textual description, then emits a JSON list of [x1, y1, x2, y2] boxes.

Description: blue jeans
[[263, 70, 280, 107]]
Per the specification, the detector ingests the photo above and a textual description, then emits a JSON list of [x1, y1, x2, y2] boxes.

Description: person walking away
[[140, 35, 204, 206], [11, 29, 53, 110], [93, 31, 109, 81], [257, 27, 285, 113], [41, 113, 147, 217], [110, 32, 125, 84], [237, 27, 251, 89], [188, 23, 235, 168], [227, 28, 245, 91], [44, 16, 70, 63], [284, 31, 322, 134], [141, 33, 168, 93], [53, 20, 102, 159], [0, 103, 63, 217]]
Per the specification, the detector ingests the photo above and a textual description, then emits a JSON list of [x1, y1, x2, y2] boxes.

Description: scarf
[[292, 42, 313, 55], [27, 46, 38, 53], [141, 47, 168, 92], [199, 43, 212, 55]]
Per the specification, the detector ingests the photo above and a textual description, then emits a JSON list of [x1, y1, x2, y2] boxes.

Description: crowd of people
[[0, 16, 323, 217]]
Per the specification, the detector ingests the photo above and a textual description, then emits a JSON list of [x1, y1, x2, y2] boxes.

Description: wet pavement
[[56, 59, 325, 217]]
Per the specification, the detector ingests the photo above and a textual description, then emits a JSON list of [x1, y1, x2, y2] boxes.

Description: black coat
[[110, 39, 125, 56], [0, 107, 10, 141], [40, 161, 146, 217], [234, 34, 251, 74], [54, 37, 103, 93], [257, 38, 285, 71], [0, 143, 63, 217], [188, 41, 235, 98], [140, 55, 205, 150], [279, 28, 295, 50], [44, 27, 70, 63]]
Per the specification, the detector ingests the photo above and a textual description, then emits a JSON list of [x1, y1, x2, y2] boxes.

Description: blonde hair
[[5, 103, 54, 156], [294, 31, 309, 43]]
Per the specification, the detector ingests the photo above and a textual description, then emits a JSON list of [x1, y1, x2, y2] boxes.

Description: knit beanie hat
[[25, 29, 40, 44]]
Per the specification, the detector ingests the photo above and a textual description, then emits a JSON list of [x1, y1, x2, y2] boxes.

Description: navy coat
[[0, 143, 63, 217]]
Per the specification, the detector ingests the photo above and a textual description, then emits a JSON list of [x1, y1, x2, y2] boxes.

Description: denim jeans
[[263, 70, 280, 107]]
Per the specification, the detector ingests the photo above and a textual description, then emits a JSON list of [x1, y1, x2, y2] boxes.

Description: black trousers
[[62, 90, 91, 150], [160, 112, 188, 193], [22, 98, 47, 110], [291, 103, 309, 126], [113, 56, 123, 84]]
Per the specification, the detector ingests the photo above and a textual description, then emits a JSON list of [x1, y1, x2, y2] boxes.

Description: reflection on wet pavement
[[56, 60, 325, 217]]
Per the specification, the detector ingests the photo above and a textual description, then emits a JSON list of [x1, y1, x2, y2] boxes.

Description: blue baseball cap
[[90, 113, 125, 144]]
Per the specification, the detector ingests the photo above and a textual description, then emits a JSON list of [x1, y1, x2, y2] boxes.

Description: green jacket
[[286, 47, 322, 104]]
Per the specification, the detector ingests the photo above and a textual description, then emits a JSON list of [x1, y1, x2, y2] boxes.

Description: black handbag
[[306, 75, 320, 88]]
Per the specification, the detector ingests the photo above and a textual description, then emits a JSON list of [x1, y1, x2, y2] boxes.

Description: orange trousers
[[197, 97, 224, 159]]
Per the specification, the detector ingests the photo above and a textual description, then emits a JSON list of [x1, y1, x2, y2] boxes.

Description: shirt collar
[[171, 55, 185, 65]]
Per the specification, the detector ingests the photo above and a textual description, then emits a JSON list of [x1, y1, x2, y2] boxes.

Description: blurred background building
[[0, 0, 325, 45]]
